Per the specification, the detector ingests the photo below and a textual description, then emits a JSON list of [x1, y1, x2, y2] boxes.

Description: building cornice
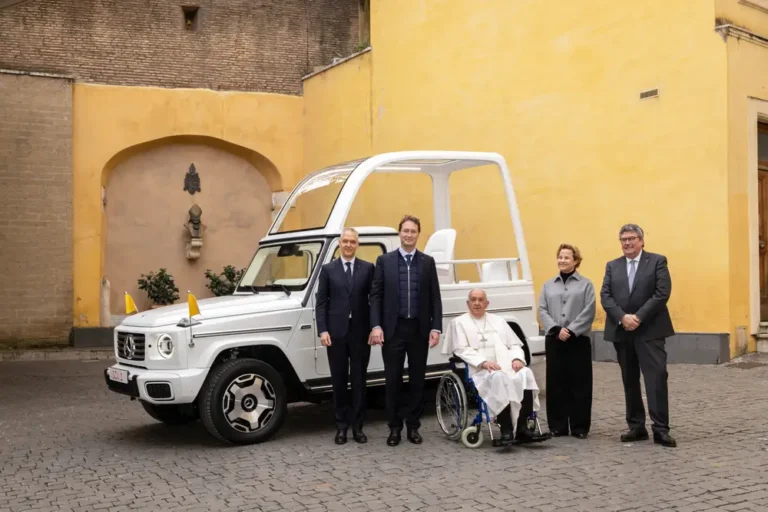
[[0, 68, 74, 80], [715, 21, 768, 49], [739, 0, 768, 16], [302, 47, 371, 81]]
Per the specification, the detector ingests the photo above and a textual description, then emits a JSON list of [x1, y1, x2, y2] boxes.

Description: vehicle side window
[[332, 243, 385, 263]]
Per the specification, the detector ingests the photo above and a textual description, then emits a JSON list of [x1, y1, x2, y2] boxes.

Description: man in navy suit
[[316, 227, 375, 445], [370, 215, 443, 446], [600, 223, 676, 448]]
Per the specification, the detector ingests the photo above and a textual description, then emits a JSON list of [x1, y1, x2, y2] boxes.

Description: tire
[[140, 402, 199, 425], [461, 426, 484, 448], [199, 358, 287, 445], [435, 372, 468, 440]]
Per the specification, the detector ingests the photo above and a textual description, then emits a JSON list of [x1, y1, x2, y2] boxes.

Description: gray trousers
[[613, 338, 669, 434]]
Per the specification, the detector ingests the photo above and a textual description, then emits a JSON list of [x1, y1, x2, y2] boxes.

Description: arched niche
[[102, 136, 281, 321]]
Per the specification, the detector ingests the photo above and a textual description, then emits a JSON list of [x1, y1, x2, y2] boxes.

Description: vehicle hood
[[119, 293, 303, 328]]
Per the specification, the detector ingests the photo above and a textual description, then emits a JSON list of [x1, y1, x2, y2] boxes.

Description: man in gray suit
[[600, 224, 676, 448]]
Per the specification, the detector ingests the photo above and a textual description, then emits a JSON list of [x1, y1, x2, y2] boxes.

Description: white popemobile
[[104, 151, 545, 445]]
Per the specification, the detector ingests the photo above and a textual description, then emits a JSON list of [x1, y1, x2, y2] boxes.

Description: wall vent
[[640, 88, 659, 100]]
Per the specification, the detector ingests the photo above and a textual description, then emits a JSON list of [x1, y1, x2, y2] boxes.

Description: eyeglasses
[[619, 236, 639, 243]]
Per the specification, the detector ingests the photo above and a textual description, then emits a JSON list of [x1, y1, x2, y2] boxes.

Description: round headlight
[[157, 334, 174, 358]]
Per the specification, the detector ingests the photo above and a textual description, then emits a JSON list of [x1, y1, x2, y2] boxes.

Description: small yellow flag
[[187, 291, 201, 317], [125, 292, 138, 315]]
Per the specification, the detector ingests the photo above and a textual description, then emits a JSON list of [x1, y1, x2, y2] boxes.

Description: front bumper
[[104, 364, 208, 404]]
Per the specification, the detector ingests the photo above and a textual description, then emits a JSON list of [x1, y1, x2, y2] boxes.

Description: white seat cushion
[[480, 261, 509, 282], [424, 229, 457, 284]]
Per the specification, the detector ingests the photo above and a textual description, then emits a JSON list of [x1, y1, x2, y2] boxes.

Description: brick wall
[[0, 0, 360, 94], [0, 72, 73, 346]]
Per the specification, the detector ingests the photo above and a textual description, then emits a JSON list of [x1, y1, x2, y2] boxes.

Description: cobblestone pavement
[[1, 358, 767, 512]]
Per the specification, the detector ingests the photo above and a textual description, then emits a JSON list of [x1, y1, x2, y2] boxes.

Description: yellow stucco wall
[[303, 50, 373, 170], [72, 84, 303, 327], [302, 50, 439, 239], [723, 24, 768, 353], [304, 0, 733, 339]]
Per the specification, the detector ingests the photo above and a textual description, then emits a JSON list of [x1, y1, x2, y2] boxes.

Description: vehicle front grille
[[116, 332, 146, 361]]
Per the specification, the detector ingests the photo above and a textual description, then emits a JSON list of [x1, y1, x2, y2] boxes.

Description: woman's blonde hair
[[557, 243, 582, 269]]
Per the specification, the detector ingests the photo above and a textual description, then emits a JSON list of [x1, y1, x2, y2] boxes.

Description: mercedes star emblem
[[124, 335, 136, 360]]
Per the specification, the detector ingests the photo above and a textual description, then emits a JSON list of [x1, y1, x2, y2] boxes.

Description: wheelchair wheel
[[436, 372, 468, 441], [461, 426, 484, 448]]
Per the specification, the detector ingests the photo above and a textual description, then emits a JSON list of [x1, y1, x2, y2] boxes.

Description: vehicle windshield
[[270, 159, 365, 234], [237, 241, 324, 293]]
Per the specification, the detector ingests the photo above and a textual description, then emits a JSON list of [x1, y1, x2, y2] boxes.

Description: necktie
[[405, 254, 412, 266], [345, 261, 352, 288], [628, 260, 637, 292]]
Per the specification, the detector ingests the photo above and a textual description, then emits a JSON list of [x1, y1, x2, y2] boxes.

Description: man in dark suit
[[600, 223, 676, 447], [370, 215, 443, 446], [316, 227, 375, 445]]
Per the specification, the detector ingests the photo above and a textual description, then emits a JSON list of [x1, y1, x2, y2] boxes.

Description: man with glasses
[[600, 224, 676, 447]]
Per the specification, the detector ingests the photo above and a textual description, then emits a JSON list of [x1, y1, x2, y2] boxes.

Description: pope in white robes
[[443, 289, 545, 443]]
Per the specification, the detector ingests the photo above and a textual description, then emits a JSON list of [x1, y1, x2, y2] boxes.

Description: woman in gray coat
[[538, 244, 596, 439]]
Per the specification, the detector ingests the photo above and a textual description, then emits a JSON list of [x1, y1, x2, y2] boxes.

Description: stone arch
[[102, 135, 283, 191], [101, 136, 282, 322]]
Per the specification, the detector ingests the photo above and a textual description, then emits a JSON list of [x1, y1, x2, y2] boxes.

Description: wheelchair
[[436, 355, 549, 449]]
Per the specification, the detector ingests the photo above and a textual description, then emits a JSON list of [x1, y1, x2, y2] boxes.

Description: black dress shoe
[[551, 430, 569, 437], [406, 428, 423, 444], [516, 428, 551, 444], [572, 433, 588, 440], [334, 429, 348, 445], [352, 429, 367, 444], [499, 429, 515, 446], [620, 428, 649, 442], [387, 429, 401, 446], [653, 432, 677, 448]]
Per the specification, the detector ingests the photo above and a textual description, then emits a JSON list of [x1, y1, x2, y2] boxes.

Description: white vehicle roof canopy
[[268, 151, 531, 281]]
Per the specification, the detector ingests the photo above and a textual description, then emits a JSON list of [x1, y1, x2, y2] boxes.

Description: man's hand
[[621, 314, 641, 331], [371, 327, 384, 345], [481, 361, 502, 371], [320, 332, 331, 347], [428, 331, 440, 348], [558, 328, 571, 341], [512, 359, 525, 372]]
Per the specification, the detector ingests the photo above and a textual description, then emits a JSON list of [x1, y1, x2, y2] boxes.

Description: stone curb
[[0, 348, 115, 361]]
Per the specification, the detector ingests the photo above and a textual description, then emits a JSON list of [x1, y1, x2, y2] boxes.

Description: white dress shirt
[[340, 256, 355, 278], [626, 250, 643, 277], [398, 247, 416, 263]]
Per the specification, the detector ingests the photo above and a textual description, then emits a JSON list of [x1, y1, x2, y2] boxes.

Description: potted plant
[[137, 268, 180, 307], [205, 265, 245, 297]]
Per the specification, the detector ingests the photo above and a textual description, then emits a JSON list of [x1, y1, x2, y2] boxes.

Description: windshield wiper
[[278, 285, 291, 297], [236, 285, 259, 294]]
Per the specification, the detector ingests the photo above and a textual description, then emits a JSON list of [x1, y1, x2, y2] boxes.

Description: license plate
[[108, 368, 129, 384]]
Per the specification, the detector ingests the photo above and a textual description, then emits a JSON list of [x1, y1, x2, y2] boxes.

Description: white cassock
[[442, 312, 540, 431]]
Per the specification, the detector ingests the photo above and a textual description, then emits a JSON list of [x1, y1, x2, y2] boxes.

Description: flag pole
[[186, 290, 200, 348]]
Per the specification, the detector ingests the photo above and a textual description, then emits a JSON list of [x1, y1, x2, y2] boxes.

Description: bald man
[[443, 289, 548, 445]]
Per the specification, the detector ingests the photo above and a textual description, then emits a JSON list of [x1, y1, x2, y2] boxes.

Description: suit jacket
[[600, 251, 674, 343], [369, 249, 443, 340], [315, 257, 375, 340]]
